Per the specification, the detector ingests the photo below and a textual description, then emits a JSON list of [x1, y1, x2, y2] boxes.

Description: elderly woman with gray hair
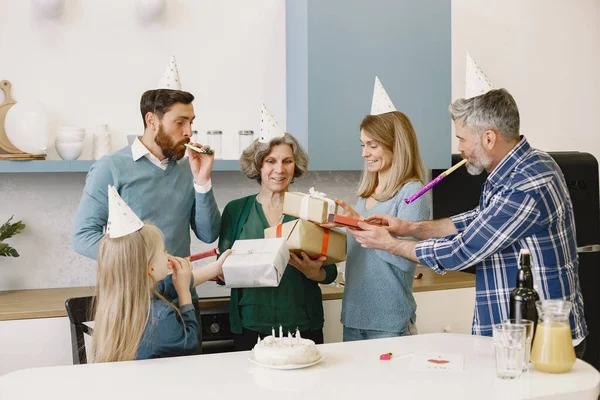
[[218, 133, 338, 351]]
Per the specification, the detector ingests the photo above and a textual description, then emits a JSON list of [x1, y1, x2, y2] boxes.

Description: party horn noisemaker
[[184, 143, 214, 155], [168, 248, 221, 281], [404, 159, 467, 204], [168, 248, 220, 267]]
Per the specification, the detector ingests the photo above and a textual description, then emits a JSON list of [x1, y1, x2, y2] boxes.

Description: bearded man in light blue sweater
[[72, 89, 221, 355], [73, 89, 220, 261]]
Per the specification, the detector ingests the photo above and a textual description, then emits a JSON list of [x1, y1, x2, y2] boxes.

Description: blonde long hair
[[92, 223, 165, 363], [357, 111, 426, 201]]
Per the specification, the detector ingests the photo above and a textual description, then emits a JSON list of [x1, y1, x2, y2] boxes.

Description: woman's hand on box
[[288, 251, 327, 282], [319, 199, 363, 229]]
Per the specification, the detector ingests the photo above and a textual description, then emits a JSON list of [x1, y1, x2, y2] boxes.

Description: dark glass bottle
[[510, 249, 540, 325]]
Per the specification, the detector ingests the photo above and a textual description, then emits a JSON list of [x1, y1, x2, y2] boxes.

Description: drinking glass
[[503, 319, 534, 372], [493, 322, 527, 379]]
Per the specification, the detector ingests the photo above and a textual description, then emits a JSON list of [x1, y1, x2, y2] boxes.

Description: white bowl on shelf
[[55, 141, 84, 160], [55, 134, 85, 144]]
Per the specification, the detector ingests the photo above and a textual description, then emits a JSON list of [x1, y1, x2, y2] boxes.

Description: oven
[[200, 306, 235, 354]]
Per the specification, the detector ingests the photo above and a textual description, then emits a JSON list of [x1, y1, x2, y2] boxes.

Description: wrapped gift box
[[282, 188, 339, 224], [222, 238, 290, 288], [264, 219, 347, 265]]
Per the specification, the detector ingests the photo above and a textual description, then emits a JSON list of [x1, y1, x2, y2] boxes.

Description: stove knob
[[210, 322, 220, 334]]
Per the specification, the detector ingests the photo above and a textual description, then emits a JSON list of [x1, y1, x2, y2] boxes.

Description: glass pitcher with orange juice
[[530, 300, 576, 373]]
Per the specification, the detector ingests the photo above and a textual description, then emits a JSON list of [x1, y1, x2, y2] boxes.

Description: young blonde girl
[[92, 223, 230, 362]]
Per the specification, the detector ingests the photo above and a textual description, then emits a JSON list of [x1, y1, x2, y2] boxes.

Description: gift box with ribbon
[[221, 238, 290, 288], [282, 187, 339, 224], [264, 219, 347, 265]]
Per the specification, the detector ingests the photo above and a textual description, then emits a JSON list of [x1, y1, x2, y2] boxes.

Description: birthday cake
[[253, 331, 321, 367]]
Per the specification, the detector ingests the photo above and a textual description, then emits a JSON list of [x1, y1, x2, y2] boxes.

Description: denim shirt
[[135, 275, 199, 360]]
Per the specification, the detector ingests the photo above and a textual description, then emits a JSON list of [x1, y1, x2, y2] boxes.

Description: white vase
[[92, 126, 112, 160]]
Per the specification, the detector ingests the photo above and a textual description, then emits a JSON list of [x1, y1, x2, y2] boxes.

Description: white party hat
[[259, 103, 286, 143], [370, 76, 396, 115], [465, 52, 493, 99], [157, 55, 182, 90], [106, 185, 144, 239]]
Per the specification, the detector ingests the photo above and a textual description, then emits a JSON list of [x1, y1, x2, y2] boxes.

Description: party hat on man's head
[[259, 103, 286, 143], [158, 55, 182, 90], [370, 76, 396, 115], [106, 185, 144, 239], [465, 52, 493, 99]]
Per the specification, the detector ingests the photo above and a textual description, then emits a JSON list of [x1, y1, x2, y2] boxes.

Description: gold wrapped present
[[282, 187, 339, 224], [264, 219, 347, 265]]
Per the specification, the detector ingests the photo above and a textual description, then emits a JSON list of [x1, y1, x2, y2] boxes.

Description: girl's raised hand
[[213, 249, 232, 278], [169, 256, 193, 304]]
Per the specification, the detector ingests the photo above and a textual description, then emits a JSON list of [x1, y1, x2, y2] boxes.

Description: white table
[[1, 333, 598, 400]]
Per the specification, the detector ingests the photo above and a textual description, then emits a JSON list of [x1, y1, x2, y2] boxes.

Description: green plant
[[0, 216, 26, 257]]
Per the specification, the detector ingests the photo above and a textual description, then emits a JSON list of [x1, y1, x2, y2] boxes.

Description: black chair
[[65, 296, 95, 364]]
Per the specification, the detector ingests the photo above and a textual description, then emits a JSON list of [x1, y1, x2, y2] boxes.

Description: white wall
[[0, 0, 286, 160], [452, 0, 600, 162], [1, 0, 599, 291]]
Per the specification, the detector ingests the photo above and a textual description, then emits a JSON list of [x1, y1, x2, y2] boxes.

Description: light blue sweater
[[341, 181, 431, 333], [72, 146, 221, 260]]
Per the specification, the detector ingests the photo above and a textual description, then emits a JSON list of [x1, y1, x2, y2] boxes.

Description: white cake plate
[[248, 354, 323, 370]]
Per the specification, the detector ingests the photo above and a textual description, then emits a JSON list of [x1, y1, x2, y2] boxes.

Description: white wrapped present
[[222, 238, 290, 288]]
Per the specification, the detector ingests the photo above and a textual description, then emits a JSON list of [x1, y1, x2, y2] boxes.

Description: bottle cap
[[518, 248, 531, 268]]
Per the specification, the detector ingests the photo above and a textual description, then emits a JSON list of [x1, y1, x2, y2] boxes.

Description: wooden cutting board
[[0, 153, 46, 160], [0, 80, 23, 154]]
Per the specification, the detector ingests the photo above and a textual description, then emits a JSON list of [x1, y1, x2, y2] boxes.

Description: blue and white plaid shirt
[[416, 137, 587, 340]]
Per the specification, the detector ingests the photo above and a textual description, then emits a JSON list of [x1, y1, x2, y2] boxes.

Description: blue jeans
[[343, 318, 418, 342]]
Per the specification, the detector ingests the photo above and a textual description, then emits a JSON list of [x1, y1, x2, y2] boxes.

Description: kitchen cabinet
[[0, 317, 74, 376], [322, 287, 476, 343], [287, 0, 451, 170]]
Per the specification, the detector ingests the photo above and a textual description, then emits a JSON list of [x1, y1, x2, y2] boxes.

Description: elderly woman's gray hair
[[449, 88, 520, 141], [239, 133, 309, 183]]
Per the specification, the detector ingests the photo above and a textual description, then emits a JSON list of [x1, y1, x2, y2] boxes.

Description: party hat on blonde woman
[[106, 185, 144, 239], [259, 103, 286, 143], [465, 52, 493, 99], [158, 55, 182, 90], [370, 76, 396, 115]]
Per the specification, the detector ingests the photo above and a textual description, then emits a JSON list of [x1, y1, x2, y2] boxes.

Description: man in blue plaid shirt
[[349, 88, 588, 357]]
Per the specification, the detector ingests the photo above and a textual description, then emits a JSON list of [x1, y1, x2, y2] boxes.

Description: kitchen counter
[[0, 266, 475, 321]]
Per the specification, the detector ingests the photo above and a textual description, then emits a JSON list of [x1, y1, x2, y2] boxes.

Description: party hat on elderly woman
[[465, 52, 493, 99], [106, 185, 144, 239], [259, 103, 286, 143], [158, 55, 182, 90], [370, 76, 396, 115]]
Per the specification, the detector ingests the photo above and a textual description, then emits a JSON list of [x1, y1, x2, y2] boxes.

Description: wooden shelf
[[0, 159, 241, 173]]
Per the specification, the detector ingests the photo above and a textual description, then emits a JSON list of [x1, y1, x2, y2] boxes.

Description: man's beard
[[465, 139, 492, 176], [154, 125, 188, 161]]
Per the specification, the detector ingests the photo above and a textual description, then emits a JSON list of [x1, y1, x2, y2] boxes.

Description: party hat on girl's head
[[106, 185, 144, 239], [370, 76, 396, 115], [158, 55, 182, 90], [259, 103, 286, 143], [465, 52, 493, 99]]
